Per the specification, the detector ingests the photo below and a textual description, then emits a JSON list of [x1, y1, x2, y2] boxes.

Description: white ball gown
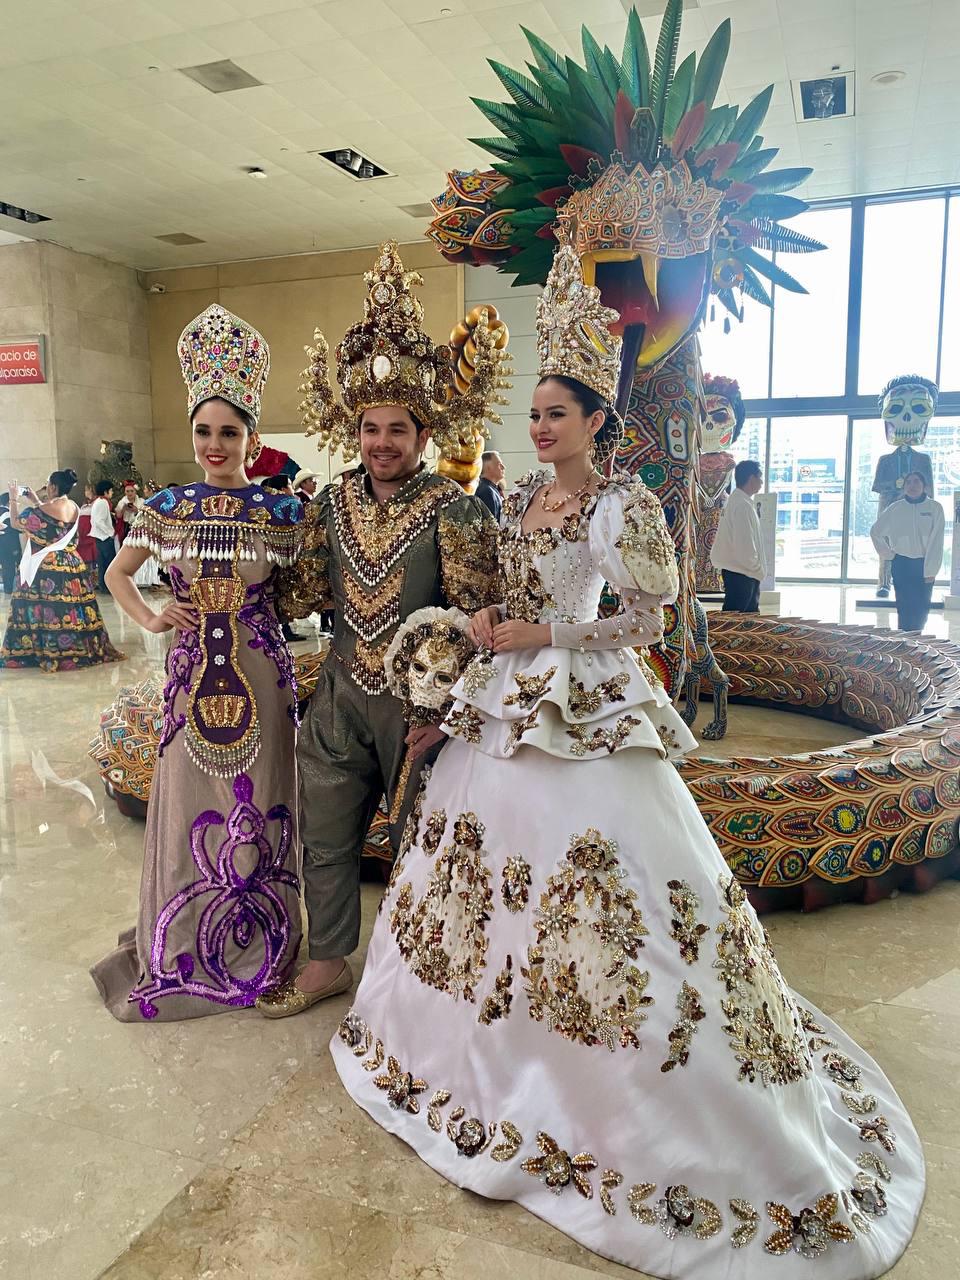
[[330, 473, 923, 1278]]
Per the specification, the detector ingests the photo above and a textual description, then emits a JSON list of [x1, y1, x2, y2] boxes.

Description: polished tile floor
[[1, 586, 958, 1280]]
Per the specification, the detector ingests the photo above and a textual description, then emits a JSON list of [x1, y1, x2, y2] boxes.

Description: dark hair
[[49, 468, 78, 497], [536, 374, 623, 466], [190, 395, 256, 433], [359, 406, 429, 437], [903, 470, 929, 491], [734, 459, 762, 488], [95, 479, 114, 496], [261, 475, 290, 492]]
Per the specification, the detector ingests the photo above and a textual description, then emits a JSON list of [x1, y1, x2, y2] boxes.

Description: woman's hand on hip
[[492, 620, 551, 653], [144, 601, 199, 634]]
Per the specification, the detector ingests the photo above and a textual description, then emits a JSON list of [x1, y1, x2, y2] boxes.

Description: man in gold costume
[[258, 242, 502, 1017]]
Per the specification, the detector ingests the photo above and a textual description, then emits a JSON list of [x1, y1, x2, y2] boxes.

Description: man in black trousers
[[711, 459, 766, 613]]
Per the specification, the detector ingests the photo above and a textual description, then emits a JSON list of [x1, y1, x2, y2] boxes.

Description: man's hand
[[492, 620, 551, 653], [405, 723, 446, 761]]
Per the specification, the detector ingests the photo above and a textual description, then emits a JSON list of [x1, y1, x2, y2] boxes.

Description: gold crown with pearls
[[536, 245, 622, 404], [299, 241, 508, 461], [178, 305, 270, 423]]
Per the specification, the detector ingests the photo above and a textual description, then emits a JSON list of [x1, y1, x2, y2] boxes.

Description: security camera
[[148, 283, 167, 294]]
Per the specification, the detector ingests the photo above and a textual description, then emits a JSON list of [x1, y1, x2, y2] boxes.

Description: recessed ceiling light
[[871, 70, 906, 86], [147, 65, 159, 72], [440, 6, 453, 13], [245, 166, 268, 180]]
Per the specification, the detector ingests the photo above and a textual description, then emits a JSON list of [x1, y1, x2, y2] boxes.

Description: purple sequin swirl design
[[238, 578, 300, 727], [131, 773, 299, 1017], [159, 565, 201, 753]]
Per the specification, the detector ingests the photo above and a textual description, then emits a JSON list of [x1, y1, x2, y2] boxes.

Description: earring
[[588, 437, 598, 467]]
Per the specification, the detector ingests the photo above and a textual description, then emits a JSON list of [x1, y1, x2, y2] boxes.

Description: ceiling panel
[[0, 0, 956, 269]]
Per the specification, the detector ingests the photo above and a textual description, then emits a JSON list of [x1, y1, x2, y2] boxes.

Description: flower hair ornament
[[299, 241, 510, 462]]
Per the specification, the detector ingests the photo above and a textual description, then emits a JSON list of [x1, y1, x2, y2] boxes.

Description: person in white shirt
[[870, 470, 945, 632], [89, 480, 116, 592], [710, 459, 766, 612]]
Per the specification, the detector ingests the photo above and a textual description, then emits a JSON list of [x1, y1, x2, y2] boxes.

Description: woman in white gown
[[330, 248, 923, 1278]]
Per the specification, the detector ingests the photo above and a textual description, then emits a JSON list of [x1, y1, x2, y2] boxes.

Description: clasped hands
[[469, 606, 550, 654]]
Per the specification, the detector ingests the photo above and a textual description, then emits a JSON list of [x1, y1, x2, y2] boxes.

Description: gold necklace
[[539, 472, 597, 513]]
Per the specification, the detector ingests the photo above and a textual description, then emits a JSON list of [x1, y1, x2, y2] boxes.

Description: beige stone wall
[[0, 241, 153, 491], [0, 242, 58, 487], [142, 242, 463, 485]]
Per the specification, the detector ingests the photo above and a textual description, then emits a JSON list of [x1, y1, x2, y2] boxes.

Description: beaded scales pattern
[[298, 241, 507, 462], [536, 245, 622, 405], [178, 305, 270, 423]]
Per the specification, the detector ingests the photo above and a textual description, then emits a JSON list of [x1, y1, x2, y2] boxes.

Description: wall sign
[[0, 337, 46, 384]]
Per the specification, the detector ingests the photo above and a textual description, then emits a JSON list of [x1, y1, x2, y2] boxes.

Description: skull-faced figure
[[695, 374, 745, 596], [873, 375, 937, 596]]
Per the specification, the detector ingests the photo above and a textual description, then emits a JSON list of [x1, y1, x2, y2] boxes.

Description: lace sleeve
[[550, 591, 664, 651]]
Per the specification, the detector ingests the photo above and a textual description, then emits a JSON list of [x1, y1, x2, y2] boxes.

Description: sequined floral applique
[[657, 724, 681, 753], [373, 1055, 427, 1114], [522, 829, 652, 1051], [446, 706, 486, 745], [503, 666, 558, 709], [421, 808, 447, 857], [729, 1199, 760, 1248], [567, 671, 630, 718], [501, 855, 532, 913], [764, 1195, 855, 1258], [661, 982, 705, 1072], [478, 956, 514, 1025], [667, 879, 709, 964], [567, 715, 642, 757], [851, 1115, 897, 1154], [390, 811, 494, 1002], [628, 1184, 722, 1241], [461, 651, 498, 697], [521, 1131, 597, 1199], [507, 706, 541, 752], [338, 1010, 372, 1057], [600, 1169, 623, 1215], [713, 875, 813, 1088]]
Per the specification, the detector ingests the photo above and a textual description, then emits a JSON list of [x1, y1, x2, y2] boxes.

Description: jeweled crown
[[536, 245, 622, 404], [178, 305, 270, 423], [300, 241, 508, 461]]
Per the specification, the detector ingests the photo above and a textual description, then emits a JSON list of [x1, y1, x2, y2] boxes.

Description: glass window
[[731, 415, 768, 476], [858, 197, 945, 395], [699, 289, 772, 400], [847, 417, 956, 583], [766, 416, 847, 579], [770, 206, 851, 398], [939, 197, 960, 389]]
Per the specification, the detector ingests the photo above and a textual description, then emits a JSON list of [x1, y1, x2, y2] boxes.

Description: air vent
[[179, 60, 262, 94], [792, 72, 855, 121], [399, 202, 435, 218], [312, 148, 391, 180], [0, 201, 50, 225], [154, 232, 206, 246]]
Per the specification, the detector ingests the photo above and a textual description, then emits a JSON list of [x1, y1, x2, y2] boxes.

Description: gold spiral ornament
[[439, 305, 511, 492]]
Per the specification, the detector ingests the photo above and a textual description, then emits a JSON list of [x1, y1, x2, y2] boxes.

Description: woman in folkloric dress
[[1, 469, 123, 672], [330, 249, 923, 1278], [91, 305, 304, 1021]]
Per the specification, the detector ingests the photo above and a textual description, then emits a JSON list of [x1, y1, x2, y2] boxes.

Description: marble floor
[[1, 586, 959, 1280]]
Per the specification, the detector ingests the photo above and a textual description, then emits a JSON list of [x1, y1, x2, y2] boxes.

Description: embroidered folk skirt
[[332, 736, 924, 1278]]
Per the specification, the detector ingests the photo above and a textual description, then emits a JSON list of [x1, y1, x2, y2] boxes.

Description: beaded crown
[[536, 245, 622, 404], [299, 241, 507, 461], [178, 305, 270, 423]]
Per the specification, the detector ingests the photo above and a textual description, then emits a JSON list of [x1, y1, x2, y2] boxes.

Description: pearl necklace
[[540, 471, 598, 513]]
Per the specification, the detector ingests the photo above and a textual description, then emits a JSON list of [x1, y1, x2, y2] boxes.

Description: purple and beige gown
[[92, 482, 304, 1021], [331, 472, 924, 1278]]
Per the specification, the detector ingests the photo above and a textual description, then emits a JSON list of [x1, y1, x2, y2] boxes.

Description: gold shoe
[[255, 962, 353, 1019]]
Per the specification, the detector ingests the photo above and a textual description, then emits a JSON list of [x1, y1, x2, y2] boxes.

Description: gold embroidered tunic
[[279, 467, 499, 696]]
